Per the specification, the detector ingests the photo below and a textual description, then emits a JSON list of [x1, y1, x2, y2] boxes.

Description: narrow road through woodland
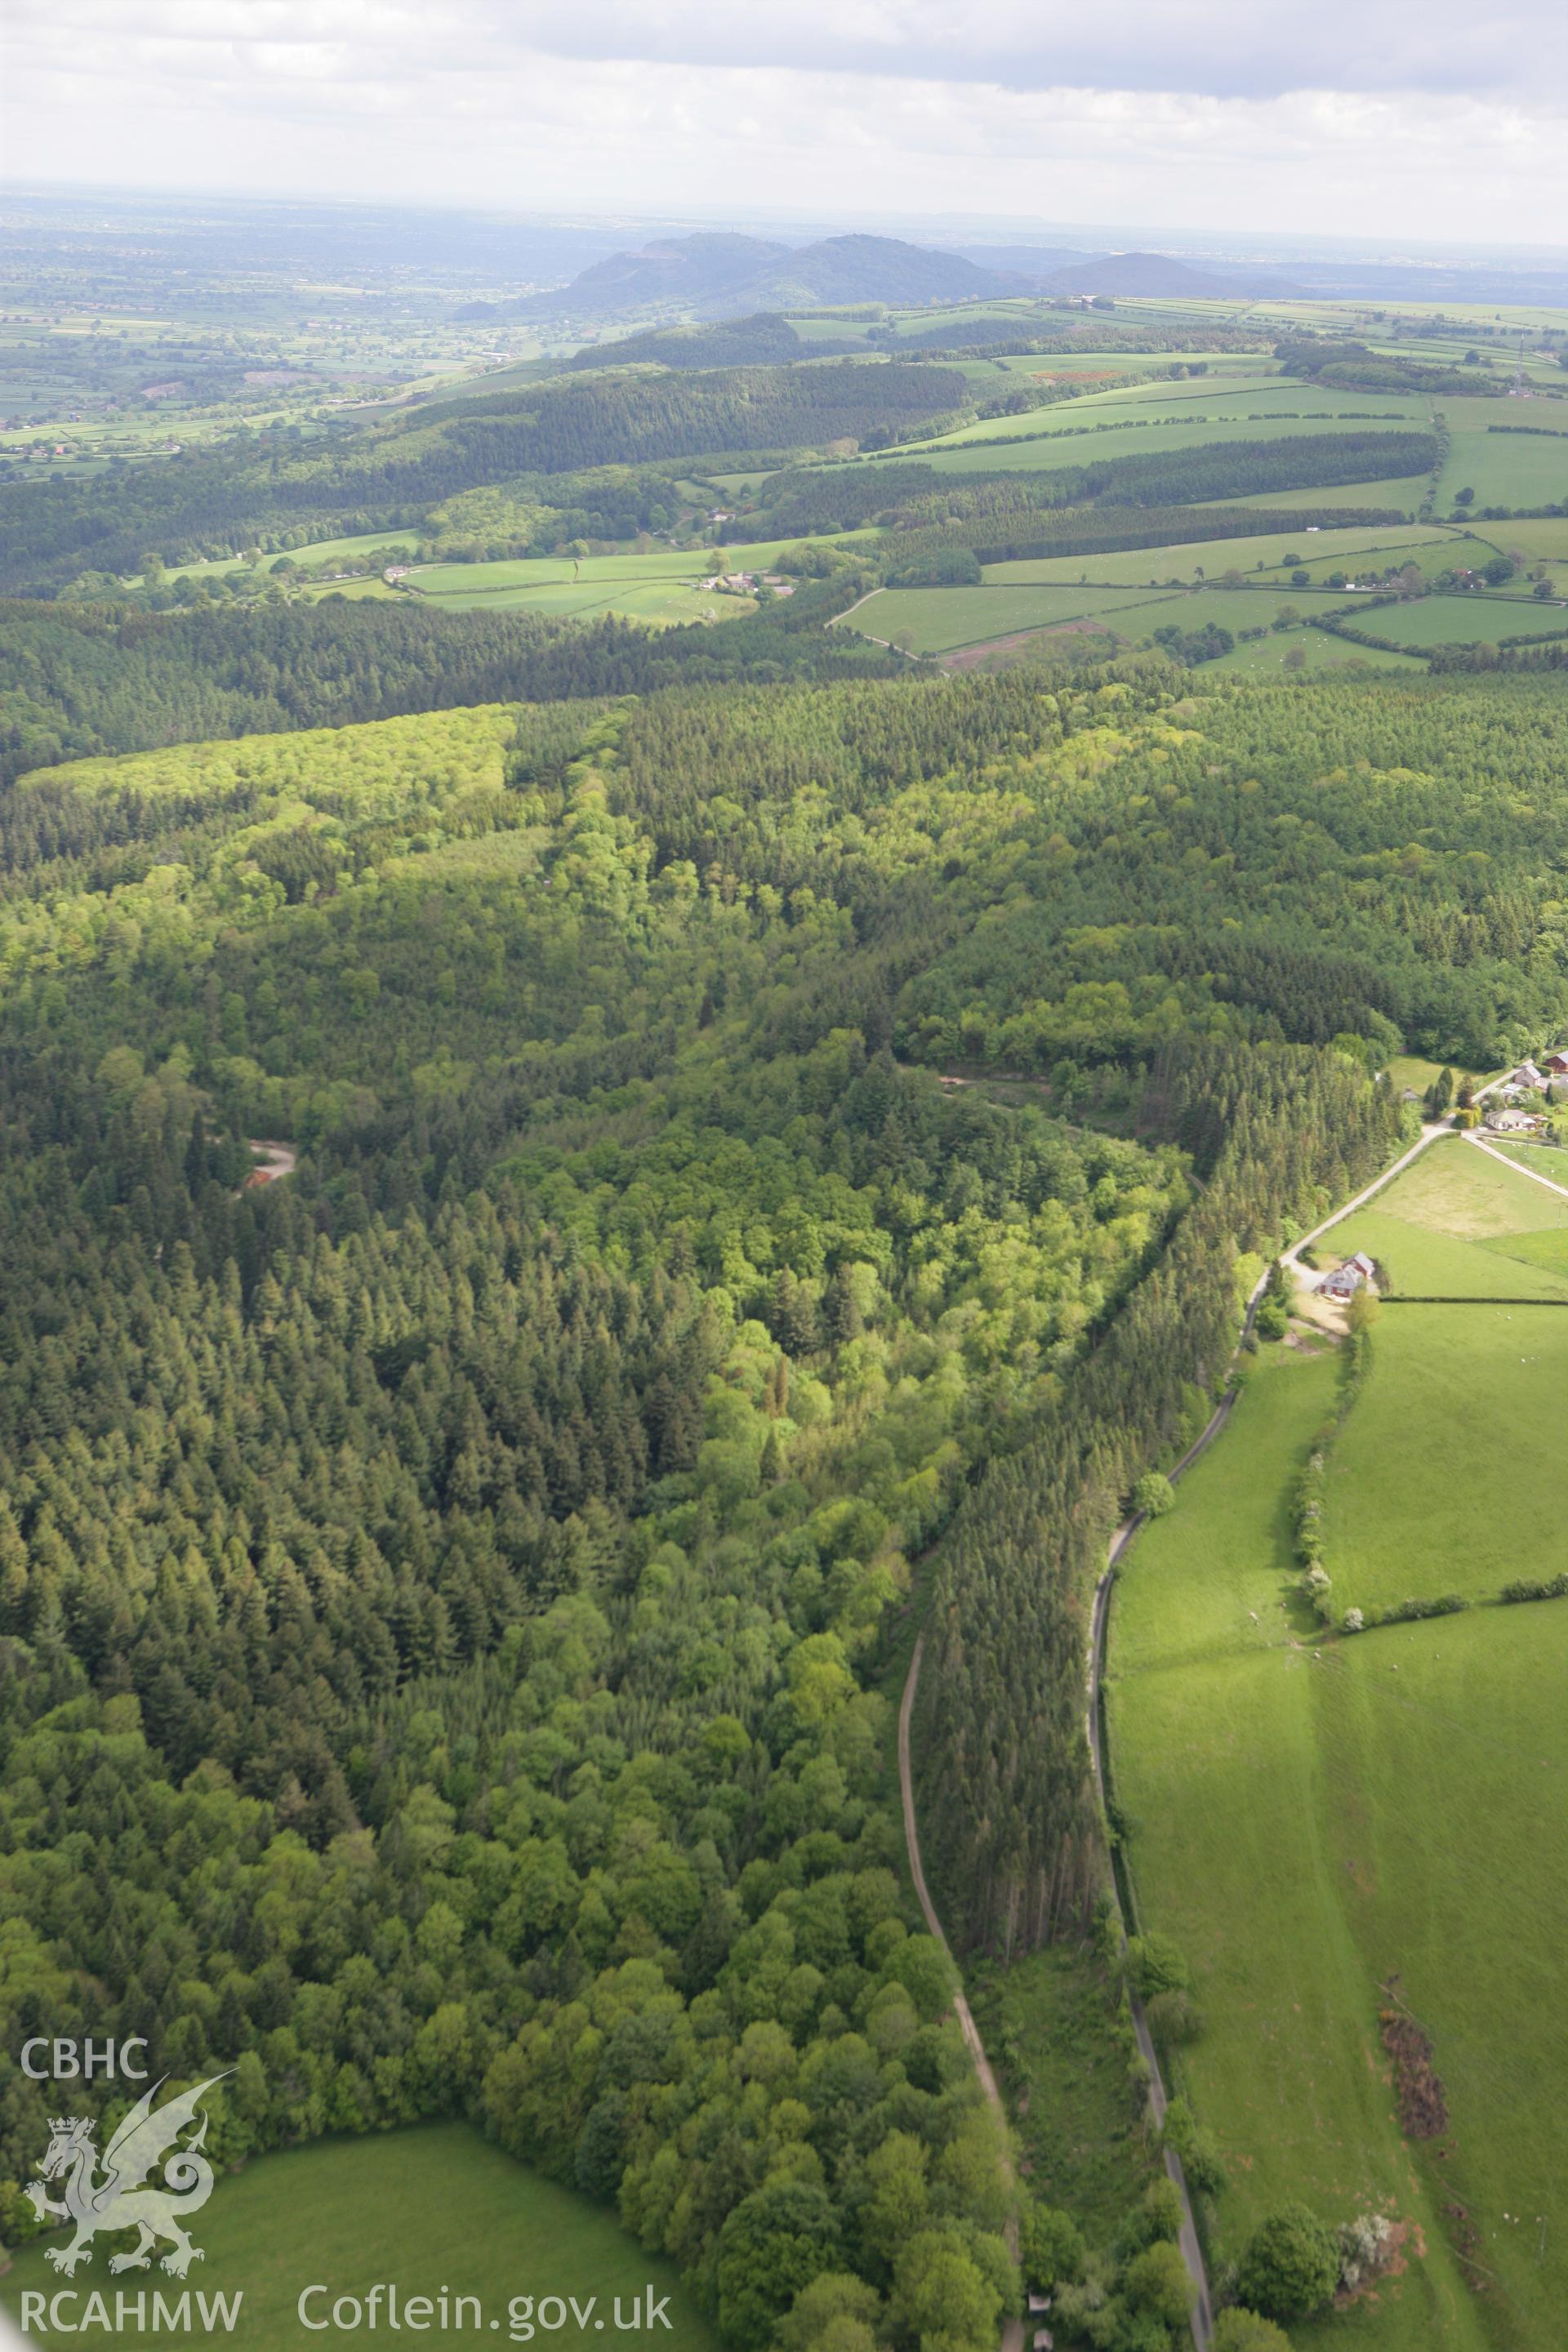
[[898, 1634, 1027, 2352]]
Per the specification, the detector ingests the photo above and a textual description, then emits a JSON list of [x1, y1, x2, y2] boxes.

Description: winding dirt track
[[898, 1636, 1027, 2352]]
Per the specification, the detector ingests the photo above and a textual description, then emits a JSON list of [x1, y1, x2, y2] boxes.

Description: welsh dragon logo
[[24, 2074, 230, 2278]]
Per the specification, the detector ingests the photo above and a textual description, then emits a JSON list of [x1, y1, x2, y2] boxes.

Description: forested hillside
[[0, 364, 968, 594], [2, 660, 1567, 2350], [0, 586, 896, 786]]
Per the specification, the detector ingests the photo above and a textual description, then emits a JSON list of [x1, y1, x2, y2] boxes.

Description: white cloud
[[3, 1, 1566, 243]]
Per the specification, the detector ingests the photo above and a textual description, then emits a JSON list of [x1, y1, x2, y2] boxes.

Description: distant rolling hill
[[1045, 249, 1307, 299], [945, 243, 1104, 278], [508, 229, 1307, 336], [512, 231, 1035, 323]]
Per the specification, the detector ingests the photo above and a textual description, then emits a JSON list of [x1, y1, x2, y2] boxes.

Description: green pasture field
[[412, 577, 753, 624], [853, 410, 1427, 480], [1089, 585, 1354, 635], [1323, 1300, 1568, 1610], [1262, 535, 1477, 587], [1, 2122, 717, 2352], [1320, 1205, 1568, 1301], [1435, 397, 1564, 434], [1199, 292, 1566, 337], [1340, 594, 1568, 648], [1470, 515, 1568, 562], [1434, 423, 1568, 514], [1386, 1054, 1477, 1098], [852, 582, 1158, 653], [1338, 1133, 1568, 1248], [1469, 1135, 1568, 1182], [408, 539, 802, 594], [864, 581, 1329, 653], [151, 529, 422, 586], [1204, 631, 1423, 679], [1107, 1350, 1489, 2351], [982, 523, 1450, 590], [979, 350, 1262, 381], [785, 301, 1042, 346], [307, 577, 401, 603], [400, 536, 847, 626], [1219, 474, 1431, 516], [1318, 1601, 1568, 2347], [859, 580, 1430, 660], [887, 389, 1419, 455]]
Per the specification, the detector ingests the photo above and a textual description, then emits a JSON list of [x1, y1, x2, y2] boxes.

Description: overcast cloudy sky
[[4, 1, 1566, 247]]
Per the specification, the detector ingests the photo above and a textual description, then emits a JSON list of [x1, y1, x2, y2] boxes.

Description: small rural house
[[1511, 1061, 1547, 1089], [1032, 2335, 1055, 2352], [1486, 1106, 1541, 1134], [1317, 1263, 1365, 1300], [1027, 2296, 1052, 2317], [1545, 1050, 1568, 1077], [1347, 1250, 1377, 1280]]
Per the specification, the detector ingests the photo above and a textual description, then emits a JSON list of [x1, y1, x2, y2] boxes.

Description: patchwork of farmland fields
[[1109, 1140, 1568, 2350], [858, 407, 1427, 479], [846, 572, 1554, 662]]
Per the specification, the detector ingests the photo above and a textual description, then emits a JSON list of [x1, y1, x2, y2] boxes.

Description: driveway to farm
[[1280, 1116, 1454, 1268]]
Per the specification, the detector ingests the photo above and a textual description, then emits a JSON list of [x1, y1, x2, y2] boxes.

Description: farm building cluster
[[698, 570, 795, 595], [1316, 1249, 1378, 1302], [1484, 1051, 1568, 1137]]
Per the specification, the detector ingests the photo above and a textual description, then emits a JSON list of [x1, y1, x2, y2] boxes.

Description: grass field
[[1206, 630, 1424, 679], [1327, 1129, 1568, 1303], [409, 576, 754, 623], [1321, 1205, 1568, 1299], [1433, 420, 1568, 514], [1220, 474, 1432, 516], [978, 351, 1272, 383], [1098, 586, 1356, 635], [1472, 517, 1568, 564], [864, 410, 1428, 480], [154, 529, 422, 586], [1356, 595, 1568, 648], [1322, 1302, 1568, 1610], [856, 581, 1348, 657], [399, 536, 855, 626], [896, 378, 1422, 461], [0, 2123, 716, 2352], [1107, 1351, 1490, 2351], [1317, 1604, 1568, 2348], [858, 582, 1165, 652], [982, 524, 1453, 590], [1339, 1135, 1568, 1250]]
